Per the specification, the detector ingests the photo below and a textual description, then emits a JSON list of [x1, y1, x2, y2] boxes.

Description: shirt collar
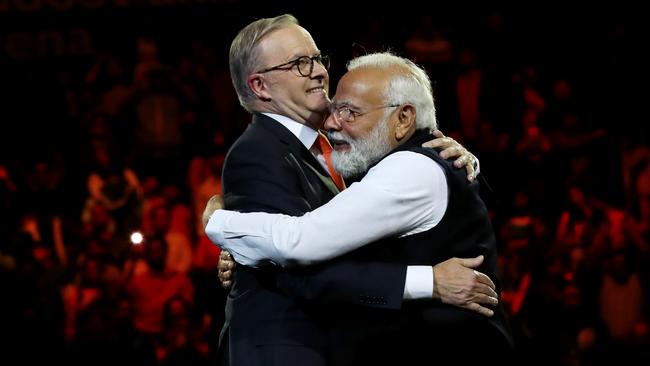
[[262, 113, 319, 150]]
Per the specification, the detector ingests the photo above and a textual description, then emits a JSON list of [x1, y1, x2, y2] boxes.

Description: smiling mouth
[[307, 87, 326, 94]]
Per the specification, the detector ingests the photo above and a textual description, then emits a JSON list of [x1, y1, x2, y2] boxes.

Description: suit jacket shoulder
[[222, 114, 334, 216]]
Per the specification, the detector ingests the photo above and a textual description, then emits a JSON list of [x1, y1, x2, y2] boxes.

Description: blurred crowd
[[0, 10, 645, 366]]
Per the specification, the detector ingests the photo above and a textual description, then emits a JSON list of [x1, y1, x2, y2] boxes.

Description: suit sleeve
[[222, 140, 406, 309], [270, 257, 407, 309]]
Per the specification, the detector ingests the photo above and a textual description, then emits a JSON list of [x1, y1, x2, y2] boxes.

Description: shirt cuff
[[403, 265, 434, 300], [206, 210, 230, 248]]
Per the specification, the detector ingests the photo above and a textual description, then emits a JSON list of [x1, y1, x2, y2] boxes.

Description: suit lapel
[[303, 160, 340, 195], [253, 114, 340, 195]]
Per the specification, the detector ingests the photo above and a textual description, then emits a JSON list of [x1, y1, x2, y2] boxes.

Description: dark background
[[1, 4, 646, 366]]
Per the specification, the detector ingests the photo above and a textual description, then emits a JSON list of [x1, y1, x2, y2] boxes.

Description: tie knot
[[316, 133, 331, 154], [313, 133, 345, 191]]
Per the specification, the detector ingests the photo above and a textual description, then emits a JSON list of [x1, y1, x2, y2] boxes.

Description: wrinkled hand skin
[[218, 250, 235, 289], [202, 195, 224, 228], [422, 130, 477, 181], [432, 255, 498, 317], [203, 195, 233, 289]]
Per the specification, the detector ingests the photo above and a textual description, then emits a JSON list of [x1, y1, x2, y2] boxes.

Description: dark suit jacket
[[218, 114, 407, 366]]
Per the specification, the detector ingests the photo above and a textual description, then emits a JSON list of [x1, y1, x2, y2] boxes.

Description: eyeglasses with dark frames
[[329, 103, 401, 123], [257, 54, 330, 77]]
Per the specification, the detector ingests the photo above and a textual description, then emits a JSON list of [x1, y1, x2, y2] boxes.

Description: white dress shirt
[[208, 132, 449, 299]]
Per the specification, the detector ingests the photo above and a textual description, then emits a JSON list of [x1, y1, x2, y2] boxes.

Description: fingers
[[220, 250, 233, 261], [202, 195, 224, 228], [422, 138, 443, 149], [443, 146, 474, 179], [465, 164, 476, 182], [422, 136, 455, 150], [218, 250, 235, 289], [453, 154, 476, 181], [476, 293, 499, 308], [453, 153, 469, 168], [432, 130, 444, 138], [455, 255, 497, 295], [423, 134, 477, 183], [439, 146, 462, 159], [454, 153, 477, 182], [217, 268, 231, 280], [218, 266, 232, 275], [466, 302, 495, 317], [474, 270, 496, 291], [432, 257, 500, 310], [218, 254, 235, 271], [218, 266, 233, 289], [206, 195, 221, 212], [457, 255, 484, 268], [476, 282, 499, 300], [218, 259, 234, 271]]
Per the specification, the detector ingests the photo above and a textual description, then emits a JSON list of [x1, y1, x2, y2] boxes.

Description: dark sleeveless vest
[[354, 129, 513, 347], [383, 130, 499, 283]]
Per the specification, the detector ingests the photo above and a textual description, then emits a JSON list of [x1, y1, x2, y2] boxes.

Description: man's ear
[[248, 73, 272, 101], [395, 104, 416, 141]]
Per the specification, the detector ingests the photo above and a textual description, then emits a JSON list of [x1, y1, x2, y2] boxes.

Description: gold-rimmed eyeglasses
[[329, 103, 401, 123]]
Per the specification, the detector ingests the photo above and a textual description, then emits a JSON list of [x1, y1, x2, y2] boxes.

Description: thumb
[[202, 195, 223, 228], [458, 255, 484, 268], [207, 195, 223, 209]]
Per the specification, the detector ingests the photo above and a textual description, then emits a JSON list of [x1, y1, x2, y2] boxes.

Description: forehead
[[334, 67, 389, 105], [258, 24, 318, 61]]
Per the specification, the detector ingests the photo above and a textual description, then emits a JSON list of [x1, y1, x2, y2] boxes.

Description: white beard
[[328, 115, 392, 179]]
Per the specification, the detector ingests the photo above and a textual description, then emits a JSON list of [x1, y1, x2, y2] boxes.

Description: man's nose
[[311, 61, 328, 79], [324, 113, 341, 131]]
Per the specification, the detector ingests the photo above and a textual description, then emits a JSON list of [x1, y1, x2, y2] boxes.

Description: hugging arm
[[210, 151, 497, 315]]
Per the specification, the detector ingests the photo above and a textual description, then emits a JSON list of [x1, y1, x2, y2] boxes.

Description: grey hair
[[346, 52, 437, 130], [229, 14, 299, 113]]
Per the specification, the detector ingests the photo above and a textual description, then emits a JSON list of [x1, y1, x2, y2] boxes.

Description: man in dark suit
[[208, 50, 515, 364], [215, 15, 498, 366]]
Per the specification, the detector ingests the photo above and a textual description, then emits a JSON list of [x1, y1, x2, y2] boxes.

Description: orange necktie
[[316, 133, 346, 191]]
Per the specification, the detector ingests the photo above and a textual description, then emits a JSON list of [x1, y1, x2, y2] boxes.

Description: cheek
[[341, 126, 360, 140], [343, 123, 372, 141]]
